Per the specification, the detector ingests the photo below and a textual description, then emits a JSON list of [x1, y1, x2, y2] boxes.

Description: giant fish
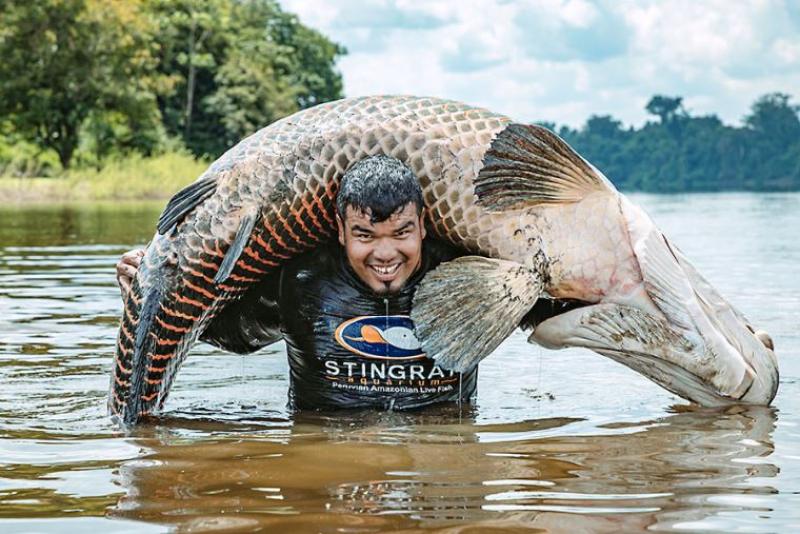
[[110, 95, 779, 426]]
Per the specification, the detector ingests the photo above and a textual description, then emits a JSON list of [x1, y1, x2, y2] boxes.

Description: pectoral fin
[[411, 256, 545, 372], [215, 210, 259, 284]]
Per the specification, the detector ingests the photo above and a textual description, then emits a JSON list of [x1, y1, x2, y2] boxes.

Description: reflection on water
[[106, 407, 779, 532], [1, 195, 799, 532]]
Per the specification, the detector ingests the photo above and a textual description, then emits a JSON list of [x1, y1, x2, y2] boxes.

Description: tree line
[[1, 1, 798, 192], [0, 0, 345, 171], [546, 93, 800, 192]]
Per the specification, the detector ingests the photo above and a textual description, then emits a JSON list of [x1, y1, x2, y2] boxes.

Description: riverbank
[[0, 153, 208, 203]]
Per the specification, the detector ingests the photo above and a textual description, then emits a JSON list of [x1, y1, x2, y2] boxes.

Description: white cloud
[[561, 0, 600, 27], [280, 0, 800, 127]]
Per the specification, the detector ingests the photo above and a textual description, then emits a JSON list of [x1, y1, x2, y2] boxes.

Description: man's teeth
[[372, 264, 400, 275]]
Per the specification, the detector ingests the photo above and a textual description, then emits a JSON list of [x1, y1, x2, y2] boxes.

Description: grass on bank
[[0, 152, 209, 203]]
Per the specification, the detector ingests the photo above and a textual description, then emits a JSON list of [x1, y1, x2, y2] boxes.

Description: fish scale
[[110, 95, 780, 424], [111, 96, 514, 423]]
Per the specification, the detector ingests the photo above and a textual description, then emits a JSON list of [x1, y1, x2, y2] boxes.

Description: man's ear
[[419, 210, 427, 240], [336, 213, 346, 246]]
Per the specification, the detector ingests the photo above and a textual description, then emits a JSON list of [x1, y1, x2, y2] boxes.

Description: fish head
[[463, 121, 777, 406], [529, 195, 779, 406]]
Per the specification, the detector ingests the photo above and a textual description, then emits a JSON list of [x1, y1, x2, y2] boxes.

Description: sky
[[280, 0, 800, 129]]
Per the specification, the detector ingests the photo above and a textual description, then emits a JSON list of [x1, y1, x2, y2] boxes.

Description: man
[[117, 156, 572, 410], [279, 156, 479, 409], [118, 156, 477, 410]]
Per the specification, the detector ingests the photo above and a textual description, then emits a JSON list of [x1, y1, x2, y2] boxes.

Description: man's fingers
[[132, 249, 144, 265], [119, 277, 131, 296], [119, 264, 138, 281], [121, 248, 144, 267], [116, 264, 137, 295], [116, 248, 145, 296]]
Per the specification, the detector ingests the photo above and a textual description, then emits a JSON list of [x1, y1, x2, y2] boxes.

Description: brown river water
[[1, 194, 798, 533]]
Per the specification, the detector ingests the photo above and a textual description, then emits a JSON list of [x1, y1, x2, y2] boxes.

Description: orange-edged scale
[[110, 95, 780, 427]]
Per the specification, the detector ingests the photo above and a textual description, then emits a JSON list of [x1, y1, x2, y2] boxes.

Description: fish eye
[[755, 330, 774, 351]]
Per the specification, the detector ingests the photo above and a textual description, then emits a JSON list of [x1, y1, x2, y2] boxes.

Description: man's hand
[[116, 248, 145, 298]]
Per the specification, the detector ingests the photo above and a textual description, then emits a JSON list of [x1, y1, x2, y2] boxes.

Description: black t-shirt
[[278, 240, 479, 410]]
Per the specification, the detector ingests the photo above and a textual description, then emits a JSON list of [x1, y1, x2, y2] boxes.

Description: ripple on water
[[1, 198, 799, 532]]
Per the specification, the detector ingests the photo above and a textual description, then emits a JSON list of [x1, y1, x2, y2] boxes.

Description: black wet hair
[[336, 155, 424, 223]]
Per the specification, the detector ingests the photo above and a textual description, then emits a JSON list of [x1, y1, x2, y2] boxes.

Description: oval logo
[[334, 315, 426, 360]]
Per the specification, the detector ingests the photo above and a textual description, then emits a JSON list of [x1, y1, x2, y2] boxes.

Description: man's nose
[[372, 238, 397, 262]]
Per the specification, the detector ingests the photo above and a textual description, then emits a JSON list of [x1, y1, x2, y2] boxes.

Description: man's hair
[[336, 155, 424, 223]]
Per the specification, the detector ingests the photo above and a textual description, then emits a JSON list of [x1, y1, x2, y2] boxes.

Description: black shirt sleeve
[[199, 273, 283, 354]]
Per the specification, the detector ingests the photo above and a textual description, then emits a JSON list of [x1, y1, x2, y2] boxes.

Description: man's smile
[[369, 263, 402, 279], [338, 204, 426, 294]]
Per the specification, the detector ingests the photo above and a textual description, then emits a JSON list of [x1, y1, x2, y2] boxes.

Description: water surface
[[1, 194, 798, 532]]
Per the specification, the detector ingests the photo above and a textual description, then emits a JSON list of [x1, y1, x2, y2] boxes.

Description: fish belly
[[537, 192, 641, 302]]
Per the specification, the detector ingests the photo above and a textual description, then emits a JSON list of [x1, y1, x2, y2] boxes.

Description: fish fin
[[475, 123, 613, 211], [157, 176, 217, 235], [672, 245, 749, 325], [411, 256, 545, 372], [360, 325, 386, 343], [214, 211, 259, 284], [127, 285, 163, 423], [621, 198, 696, 332], [637, 231, 697, 332]]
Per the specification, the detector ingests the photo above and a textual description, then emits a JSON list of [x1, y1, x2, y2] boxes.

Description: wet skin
[[335, 203, 426, 295]]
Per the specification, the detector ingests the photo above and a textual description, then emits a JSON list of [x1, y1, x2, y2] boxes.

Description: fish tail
[[110, 186, 336, 426], [110, 231, 284, 426], [109, 276, 144, 423]]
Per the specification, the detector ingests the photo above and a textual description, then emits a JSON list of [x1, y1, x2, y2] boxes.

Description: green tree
[[0, 0, 160, 169], [559, 93, 800, 192], [145, 0, 345, 157], [645, 95, 686, 124], [145, 0, 228, 150], [204, 39, 298, 150], [266, 8, 346, 109], [744, 93, 800, 140], [741, 93, 800, 189]]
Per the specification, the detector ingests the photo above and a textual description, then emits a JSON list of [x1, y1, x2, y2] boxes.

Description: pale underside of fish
[[110, 95, 779, 426]]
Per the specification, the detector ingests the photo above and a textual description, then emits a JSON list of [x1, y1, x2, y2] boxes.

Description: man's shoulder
[[423, 238, 464, 268], [284, 241, 341, 276], [279, 241, 349, 305]]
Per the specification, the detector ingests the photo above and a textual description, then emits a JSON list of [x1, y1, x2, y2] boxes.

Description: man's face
[[337, 203, 426, 294]]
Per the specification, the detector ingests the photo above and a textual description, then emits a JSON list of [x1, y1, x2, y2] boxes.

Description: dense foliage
[[0, 0, 160, 169], [1, 1, 798, 192], [0, 0, 345, 170], [550, 93, 800, 192]]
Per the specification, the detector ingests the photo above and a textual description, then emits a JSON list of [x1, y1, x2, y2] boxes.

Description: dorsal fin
[[475, 123, 611, 210], [157, 176, 217, 235]]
